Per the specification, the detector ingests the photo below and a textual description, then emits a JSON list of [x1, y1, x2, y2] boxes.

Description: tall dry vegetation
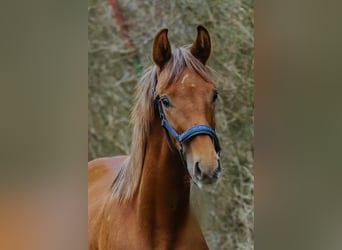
[[89, 0, 253, 249]]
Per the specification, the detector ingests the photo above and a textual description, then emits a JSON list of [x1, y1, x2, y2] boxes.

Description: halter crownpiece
[[152, 72, 221, 169]]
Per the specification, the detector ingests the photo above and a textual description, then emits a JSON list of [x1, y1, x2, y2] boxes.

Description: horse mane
[[111, 47, 212, 201]]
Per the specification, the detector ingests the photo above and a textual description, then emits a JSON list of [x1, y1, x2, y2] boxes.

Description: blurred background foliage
[[88, 0, 253, 249]]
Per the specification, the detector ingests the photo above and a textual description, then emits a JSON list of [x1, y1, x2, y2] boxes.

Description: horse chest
[[98, 212, 208, 250]]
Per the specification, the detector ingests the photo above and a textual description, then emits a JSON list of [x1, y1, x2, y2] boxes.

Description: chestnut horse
[[88, 26, 221, 250]]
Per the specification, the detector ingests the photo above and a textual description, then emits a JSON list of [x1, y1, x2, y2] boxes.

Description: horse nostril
[[195, 162, 202, 178]]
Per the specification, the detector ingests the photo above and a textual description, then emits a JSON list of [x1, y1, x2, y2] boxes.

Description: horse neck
[[135, 115, 191, 238]]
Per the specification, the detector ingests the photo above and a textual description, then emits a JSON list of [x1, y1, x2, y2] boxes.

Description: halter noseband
[[152, 73, 221, 169]]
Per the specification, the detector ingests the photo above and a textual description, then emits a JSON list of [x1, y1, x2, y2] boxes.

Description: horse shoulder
[[88, 155, 128, 249], [88, 155, 128, 204]]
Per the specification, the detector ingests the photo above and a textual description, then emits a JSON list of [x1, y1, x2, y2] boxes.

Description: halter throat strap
[[152, 73, 221, 168]]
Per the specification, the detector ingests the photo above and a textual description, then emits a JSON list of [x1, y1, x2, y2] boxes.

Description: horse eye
[[212, 91, 218, 103], [161, 96, 171, 108]]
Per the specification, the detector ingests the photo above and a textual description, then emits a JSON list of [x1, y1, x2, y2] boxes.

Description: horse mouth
[[191, 171, 220, 189], [195, 176, 218, 187]]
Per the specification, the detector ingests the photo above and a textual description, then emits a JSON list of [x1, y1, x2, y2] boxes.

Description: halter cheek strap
[[152, 73, 221, 169]]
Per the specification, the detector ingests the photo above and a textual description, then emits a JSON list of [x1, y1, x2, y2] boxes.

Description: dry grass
[[88, 0, 254, 249]]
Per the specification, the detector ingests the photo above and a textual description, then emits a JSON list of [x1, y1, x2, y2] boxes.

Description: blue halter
[[152, 73, 221, 168]]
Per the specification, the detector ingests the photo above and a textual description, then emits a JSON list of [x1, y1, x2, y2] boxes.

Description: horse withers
[[88, 25, 221, 250]]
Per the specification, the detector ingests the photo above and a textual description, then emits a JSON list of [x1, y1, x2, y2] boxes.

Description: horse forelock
[[161, 47, 212, 87], [111, 47, 212, 201]]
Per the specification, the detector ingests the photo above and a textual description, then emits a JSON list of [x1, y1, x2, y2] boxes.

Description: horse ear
[[190, 25, 211, 65], [152, 28, 171, 69]]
